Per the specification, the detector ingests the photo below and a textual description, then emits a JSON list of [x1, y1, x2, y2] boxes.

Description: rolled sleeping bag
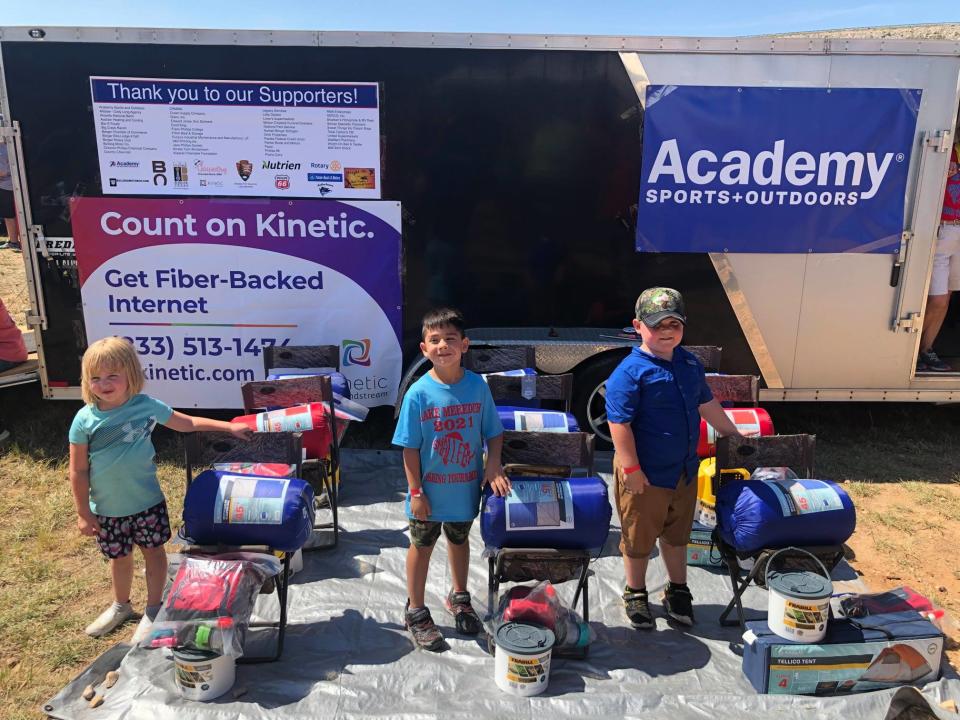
[[267, 367, 350, 399], [232, 403, 333, 460], [716, 478, 856, 554], [183, 470, 316, 552], [481, 476, 611, 550], [496, 405, 579, 433], [698, 407, 774, 458]]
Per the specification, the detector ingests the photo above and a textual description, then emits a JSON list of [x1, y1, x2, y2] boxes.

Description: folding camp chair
[[463, 345, 536, 375], [263, 344, 341, 375], [710, 433, 845, 628], [487, 430, 597, 659], [241, 374, 341, 549], [181, 430, 303, 663]]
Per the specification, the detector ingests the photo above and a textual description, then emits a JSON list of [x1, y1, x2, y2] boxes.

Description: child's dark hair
[[421, 307, 466, 339]]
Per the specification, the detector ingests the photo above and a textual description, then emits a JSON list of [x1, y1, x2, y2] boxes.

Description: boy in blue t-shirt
[[393, 308, 510, 651]]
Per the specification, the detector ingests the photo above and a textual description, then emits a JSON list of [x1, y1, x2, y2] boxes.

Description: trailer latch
[[925, 129, 952, 153], [896, 312, 922, 333]]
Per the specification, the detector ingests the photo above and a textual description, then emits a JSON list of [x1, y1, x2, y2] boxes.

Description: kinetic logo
[[341, 338, 371, 367]]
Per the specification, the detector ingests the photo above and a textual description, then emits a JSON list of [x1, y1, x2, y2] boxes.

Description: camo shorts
[[408, 519, 473, 548], [95, 500, 171, 559]]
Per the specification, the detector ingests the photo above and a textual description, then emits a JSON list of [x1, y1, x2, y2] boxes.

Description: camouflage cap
[[635, 287, 686, 327]]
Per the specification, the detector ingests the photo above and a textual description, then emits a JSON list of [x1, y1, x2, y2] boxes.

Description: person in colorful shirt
[[918, 136, 960, 372], [606, 287, 741, 630], [69, 337, 252, 642], [392, 307, 510, 651]]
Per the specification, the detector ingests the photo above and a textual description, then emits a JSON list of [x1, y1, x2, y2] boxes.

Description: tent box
[[687, 522, 722, 567], [743, 611, 943, 695]]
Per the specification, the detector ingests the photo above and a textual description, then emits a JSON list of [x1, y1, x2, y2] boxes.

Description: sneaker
[[623, 588, 653, 630], [917, 350, 951, 372], [663, 583, 695, 626], [445, 590, 481, 635], [404, 601, 445, 651], [85, 602, 135, 637], [130, 614, 153, 645]]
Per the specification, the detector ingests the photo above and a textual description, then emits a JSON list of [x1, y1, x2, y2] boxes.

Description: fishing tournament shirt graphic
[[68, 394, 174, 517], [392, 371, 503, 522]]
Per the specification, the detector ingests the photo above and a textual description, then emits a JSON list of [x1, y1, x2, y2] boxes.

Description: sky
[[1, 0, 956, 37]]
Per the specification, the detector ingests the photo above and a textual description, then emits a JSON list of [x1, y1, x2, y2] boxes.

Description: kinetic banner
[[90, 77, 381, 199], [71, 198, 402, 408], [636, 86, 921, 253]]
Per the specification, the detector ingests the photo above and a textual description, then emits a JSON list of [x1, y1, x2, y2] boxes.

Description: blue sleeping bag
[[481, 476, 611, 550], [716, 479, 856, 554], [183, 470, 315, 552], [496, 405, 579, 432]]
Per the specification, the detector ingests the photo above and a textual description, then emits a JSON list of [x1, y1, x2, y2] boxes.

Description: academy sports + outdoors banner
[[70, 198, 401, 408], [636, 86, 921, 253]]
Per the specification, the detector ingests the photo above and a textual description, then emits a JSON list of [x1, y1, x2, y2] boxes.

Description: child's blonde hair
[[80, 336, 145, 405]]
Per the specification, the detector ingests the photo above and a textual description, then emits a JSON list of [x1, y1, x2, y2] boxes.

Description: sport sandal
[[445, 590, 482, 635], [623, 588, 653, 630], [404, 601, 445, 651]]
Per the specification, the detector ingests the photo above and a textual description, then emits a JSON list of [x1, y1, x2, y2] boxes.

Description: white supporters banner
[[90, 77, 381, 199]]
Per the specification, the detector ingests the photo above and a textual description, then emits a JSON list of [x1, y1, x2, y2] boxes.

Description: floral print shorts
[[95, 500, 171, 559]]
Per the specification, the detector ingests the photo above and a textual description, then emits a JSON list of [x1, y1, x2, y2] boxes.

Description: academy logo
[[342, 338, 371, 367]]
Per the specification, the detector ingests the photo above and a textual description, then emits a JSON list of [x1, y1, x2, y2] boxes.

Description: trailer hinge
[[24, 313, 43, 329], [896, 311, 922, 333], [31, 225, 50, 259], [0, 125, 19, 141], [925, 129, 952, 153]]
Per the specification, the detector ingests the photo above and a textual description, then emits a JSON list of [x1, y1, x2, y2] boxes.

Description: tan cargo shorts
[[613, 458, 697, 558]]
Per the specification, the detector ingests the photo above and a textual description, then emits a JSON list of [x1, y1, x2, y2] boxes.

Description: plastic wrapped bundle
[[716, 478, 856, 554], [481, 476, 611, 550], [183, 470, 316, 552]]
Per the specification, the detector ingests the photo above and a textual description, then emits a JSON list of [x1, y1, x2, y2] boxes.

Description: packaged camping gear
[[496, 406, 579, 433], [172, 647, 236, 701], [835, 587, 946, 628], [148, 552, 281, 657], [716, 478, 856, 554], [687, 521, 723, 567], [698, 407, 774, 458], [493, 622, 556, 697], [233, 403, 334, 459], [481, 476, 611, 550], [491, 581, 593, 652], [764, 547, 833, 642], [183, 470, 315, 552], [695, 457, 749, 528], [212, 462, 296, 477], [742, 611, 944, 695]]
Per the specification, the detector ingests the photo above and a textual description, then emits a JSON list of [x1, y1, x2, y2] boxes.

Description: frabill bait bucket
[[172, 647, 235, 701], [765, 547, 833, 643], [493, 622, 555, 696]]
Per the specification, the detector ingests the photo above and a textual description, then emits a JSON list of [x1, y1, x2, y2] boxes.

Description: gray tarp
[[45, 450, 960, 719]]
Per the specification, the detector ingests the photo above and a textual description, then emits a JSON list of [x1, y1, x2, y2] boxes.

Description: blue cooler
[[481, 476, 611, 550], [183, 470, 315, 552], [716, 479, 856, 554]]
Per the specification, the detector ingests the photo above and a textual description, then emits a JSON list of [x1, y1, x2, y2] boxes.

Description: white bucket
[[765, 547, 833, 643], [173, 648, 236, 701], [493, 622, 555, 697]]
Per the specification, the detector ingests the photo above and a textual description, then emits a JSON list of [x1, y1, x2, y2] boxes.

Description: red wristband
[[622, 464, 642, 475], [410, 487, 423, 498]]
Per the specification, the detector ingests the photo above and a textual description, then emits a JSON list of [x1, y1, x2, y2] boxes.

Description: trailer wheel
[[572, 352, 627, 449]]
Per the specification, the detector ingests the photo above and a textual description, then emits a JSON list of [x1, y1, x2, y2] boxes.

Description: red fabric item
[[942, 145, 960, 222], [0, 298, 27, 363]]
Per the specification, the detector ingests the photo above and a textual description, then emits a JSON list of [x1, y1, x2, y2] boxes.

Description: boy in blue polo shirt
[[606, 287, 741, 629], [393, 307, 511, 651]]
